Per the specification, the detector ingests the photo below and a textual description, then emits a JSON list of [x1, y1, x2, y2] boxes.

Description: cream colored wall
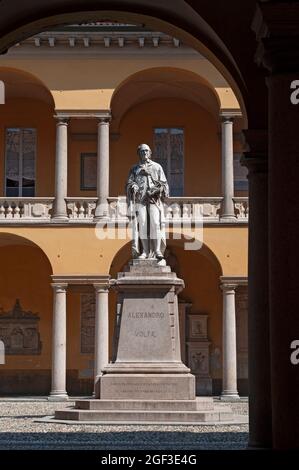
[[0, 57, 240, 111]]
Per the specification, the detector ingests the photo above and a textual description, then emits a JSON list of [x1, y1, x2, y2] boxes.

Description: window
[[234, 153, 248, 191], [153, 128, 184, 196], [5, 128, 36, 197], [80, 153, 97, 190]]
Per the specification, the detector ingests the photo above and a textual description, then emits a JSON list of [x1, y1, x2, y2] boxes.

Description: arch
[[0, 232, 53, 274], [167, 234, 223, 277], [109, 236, 223, 278], [0, 4, 248, 124], [0, 67, 55, 107], [0, 231, 54, 393], [110, 66, 227, 132]]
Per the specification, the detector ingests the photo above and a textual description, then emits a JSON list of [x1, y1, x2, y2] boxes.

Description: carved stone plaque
[[236, 286, 248, 379], [187, 313, 212, 395], [0, 299, 41, 355], [80, 294, 95, 354]]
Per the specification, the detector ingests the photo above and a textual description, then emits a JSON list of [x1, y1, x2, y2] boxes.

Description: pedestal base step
[[75, 397, 214, 411], [54, 398, 234, 424]]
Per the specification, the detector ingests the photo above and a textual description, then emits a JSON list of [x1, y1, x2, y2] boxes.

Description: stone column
[[242, 130, 272, 449], [253, 1, 299, 449], [49, 283, 68, 400], [53, 117, 69, 220], [220, 282, 239, 399], [95, 118, 110, 219], [221, 116, 236, 220], [93, 283, 109, 396]]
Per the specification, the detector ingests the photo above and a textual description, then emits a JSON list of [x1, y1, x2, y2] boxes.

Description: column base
[[220, 392, 240, 401], [220, 215, 237, 223], [51, 216, 69, 223], [48, 392, 69, 402]]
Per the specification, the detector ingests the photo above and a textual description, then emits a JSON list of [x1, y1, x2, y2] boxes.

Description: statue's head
[[137, 143, 152, 163]]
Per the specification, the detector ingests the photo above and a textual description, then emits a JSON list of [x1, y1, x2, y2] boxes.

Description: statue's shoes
[[138, 252, 147, 259], [155, 251, 163, 259]]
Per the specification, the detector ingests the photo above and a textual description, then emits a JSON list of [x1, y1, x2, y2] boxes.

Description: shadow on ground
[[0, 431, 248, 450]]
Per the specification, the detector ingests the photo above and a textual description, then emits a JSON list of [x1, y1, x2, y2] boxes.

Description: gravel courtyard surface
[[0, 399, 248, 450]]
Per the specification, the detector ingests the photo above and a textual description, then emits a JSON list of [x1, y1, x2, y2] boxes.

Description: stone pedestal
[[55, 260, 234, 423], [97, 259, 193, 400]]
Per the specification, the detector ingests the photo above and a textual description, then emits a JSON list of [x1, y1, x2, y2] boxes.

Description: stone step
[[55, 406, 233, 423], [75, 397, 214, 411]]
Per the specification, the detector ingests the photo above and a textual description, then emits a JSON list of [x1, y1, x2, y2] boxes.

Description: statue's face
[[138, 144, 151, 163]]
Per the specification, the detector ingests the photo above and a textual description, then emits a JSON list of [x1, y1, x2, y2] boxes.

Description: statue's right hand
[[132, 184, 139, 194]]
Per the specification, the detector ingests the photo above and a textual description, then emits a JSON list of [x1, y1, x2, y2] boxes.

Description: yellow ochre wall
[[0, 98, 55, 196], [0, 58, 240, 111], [0, 98, 229, 198], [0, 244, 52, 370], [65, 98, 224, 197], [110, 98, 221, 196], [0, 226, 248, 275], [0, 225, 247, 392]]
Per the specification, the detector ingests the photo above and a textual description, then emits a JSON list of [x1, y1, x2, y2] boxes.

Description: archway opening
[[0, 232, 53, 395]]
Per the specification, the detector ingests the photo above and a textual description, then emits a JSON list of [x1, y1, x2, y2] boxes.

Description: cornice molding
[[5, 30, 199, 58], [220, 276, 248, 287], [51, 274, 110, 286], [220, 109, 242, 119], [55, 110, 111, 120]]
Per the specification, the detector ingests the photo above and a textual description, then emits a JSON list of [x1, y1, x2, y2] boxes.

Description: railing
[[164, 197, 222, 222], [66, 198, 97, 220], [0, 196, 249, 224], [233, 197, 249, 220], [0, 198, 54, 221]]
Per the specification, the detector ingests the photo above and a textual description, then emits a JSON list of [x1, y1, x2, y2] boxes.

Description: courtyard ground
[[0, 398, 248, 450]]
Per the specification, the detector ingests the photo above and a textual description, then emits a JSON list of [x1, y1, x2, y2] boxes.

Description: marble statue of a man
[[126, 144, 169, 259]]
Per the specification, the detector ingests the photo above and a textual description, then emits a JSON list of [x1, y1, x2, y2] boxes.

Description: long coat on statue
[[126, 159, 169, 258]]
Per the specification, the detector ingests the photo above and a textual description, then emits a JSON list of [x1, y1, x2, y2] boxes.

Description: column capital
[[220, 109, 242, 122], [220, 283, 238, 293], [51, 283, 68, 292], [253, 2, 299, 74], [93, 283, 110, 293], [98, 116, 111, 124], [54, 115, 70, 124]]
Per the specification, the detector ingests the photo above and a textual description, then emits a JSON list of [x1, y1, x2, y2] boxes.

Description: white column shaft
[[53, 119, 68, 219], [95, 119, 110, 218], [222, 285, 239, 398], [50, 284, 68, 399], [221, 118, 235, 218], [94, 286, 109, 380]]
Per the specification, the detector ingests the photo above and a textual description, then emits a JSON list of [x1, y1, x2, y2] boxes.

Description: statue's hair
[[137, 143, 151, 154]]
